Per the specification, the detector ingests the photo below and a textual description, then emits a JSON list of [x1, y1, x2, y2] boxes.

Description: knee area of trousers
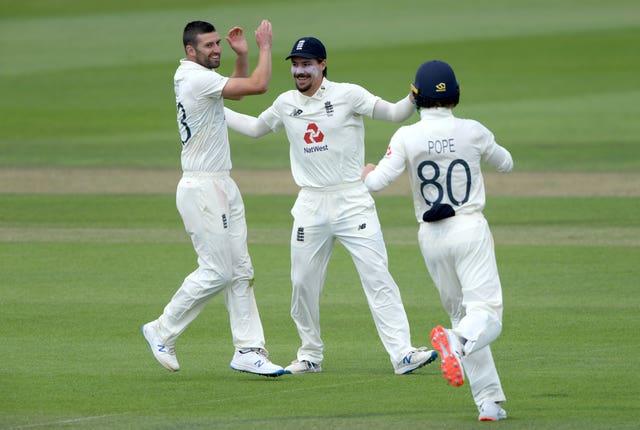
[[227, 278, 256, 296], [291, 273, 315, 289], [199, 267, 233, 287]]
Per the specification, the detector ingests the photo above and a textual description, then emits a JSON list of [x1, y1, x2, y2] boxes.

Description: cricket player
[[362, 60, 513, 421], [142, 20, 283, 377], [223, 37, 437, 375]]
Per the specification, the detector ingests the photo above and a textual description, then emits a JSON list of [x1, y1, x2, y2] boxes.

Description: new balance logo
[[358, 223, 367, 230], [222, 214, 228, 229], [290, 108, 303, 117], [297, 227, 305, 242], [156, 344, 174, 354], [254, 360, 264, 368], [402, 355, 413, 364]]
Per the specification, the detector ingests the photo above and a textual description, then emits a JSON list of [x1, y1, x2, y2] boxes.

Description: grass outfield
[[1, 0, 639, 170], [1, 194, 638, 429], [1, 0, 639, 428]]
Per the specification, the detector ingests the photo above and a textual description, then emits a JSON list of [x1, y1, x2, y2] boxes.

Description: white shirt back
[[366, 108, 513, 222], [258, 79, 379, 188], [174, 59, 230, 173]]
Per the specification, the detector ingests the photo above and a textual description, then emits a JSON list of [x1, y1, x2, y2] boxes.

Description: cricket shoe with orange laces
[[430, 325, 464, 387]]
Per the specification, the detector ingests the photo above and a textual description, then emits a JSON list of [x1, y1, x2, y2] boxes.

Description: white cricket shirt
[[258, 78, 380, 188], [174, 59, 231, 173], [365, 108, 513, 222]]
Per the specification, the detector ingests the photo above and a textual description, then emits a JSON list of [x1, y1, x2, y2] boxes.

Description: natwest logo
[[303, 123, 324, 144]]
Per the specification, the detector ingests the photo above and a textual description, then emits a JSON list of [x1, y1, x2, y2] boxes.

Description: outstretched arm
[[362, 133, 407, 191], [225, 107, 272, 138], [371, 95, 414, 122], [226, 26, 249, 78], [222, 19, 272, 100], [364, 159, 405, 191]]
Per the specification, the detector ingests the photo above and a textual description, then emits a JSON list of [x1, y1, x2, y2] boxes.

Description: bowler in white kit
[[142, 19, 283, 377], [362, 60, 513, 421]]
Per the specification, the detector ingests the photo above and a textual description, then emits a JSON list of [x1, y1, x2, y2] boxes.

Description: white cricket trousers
[[290, 182, 414, 367], [418, 212, 506, 406], [155, 172, 265, 349]]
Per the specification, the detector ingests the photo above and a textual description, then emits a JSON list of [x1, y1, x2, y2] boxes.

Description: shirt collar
[[419, 107, 454, 120], [297, 78, 331, 100], [179, 59, 210, 71]]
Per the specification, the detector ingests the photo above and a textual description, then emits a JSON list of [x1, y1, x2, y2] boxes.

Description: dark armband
[[423, 203, 455, 222]]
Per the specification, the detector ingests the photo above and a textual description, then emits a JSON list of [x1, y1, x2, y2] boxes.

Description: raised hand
[[254, 19, 272, 50], [226, 26, 248, 56]]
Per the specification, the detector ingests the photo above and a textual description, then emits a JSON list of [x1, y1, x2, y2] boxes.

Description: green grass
[[1, 194, 639, 428], [1, 0, 639, 170], [1, 0, 639, 428]]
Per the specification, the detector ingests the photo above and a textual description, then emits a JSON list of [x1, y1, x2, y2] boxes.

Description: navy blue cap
[[286, 37, 327, 60], [412, 60, 459, 99]]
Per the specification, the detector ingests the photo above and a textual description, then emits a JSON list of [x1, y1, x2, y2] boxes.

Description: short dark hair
[[415, 93, 460, 109], [183, 21, 216, 48]]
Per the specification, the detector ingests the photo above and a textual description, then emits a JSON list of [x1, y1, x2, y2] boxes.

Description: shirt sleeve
[[224, 107, 272, 138], [257, 97, 285, 132], [192, 69, 229, 99], [484, 144, 514, 172], [364, 128, 408, 191], [371, 95, 414, 122], [345, 83, 380, 117], [477, 124, 514, 172]]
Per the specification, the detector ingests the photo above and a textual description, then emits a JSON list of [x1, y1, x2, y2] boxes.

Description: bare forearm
[[221, 20, 272, 99], [231, 53, 249, 78]]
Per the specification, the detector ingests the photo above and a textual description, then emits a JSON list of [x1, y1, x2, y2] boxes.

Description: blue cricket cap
[[286, 37, 327, 60], [412, 60, 459, 99]]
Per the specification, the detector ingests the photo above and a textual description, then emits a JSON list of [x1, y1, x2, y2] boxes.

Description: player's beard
[[295, 75, 313, 93], [195, 48, 220, 69]]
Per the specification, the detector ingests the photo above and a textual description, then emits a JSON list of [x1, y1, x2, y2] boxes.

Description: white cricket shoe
[[394, 347, 438, 375], [430, 325, 464, 386], [283, 359, 322, 374], [478, 401, 508, 421], [142, 322, 179, 372], [229, 348, 284, 377]]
